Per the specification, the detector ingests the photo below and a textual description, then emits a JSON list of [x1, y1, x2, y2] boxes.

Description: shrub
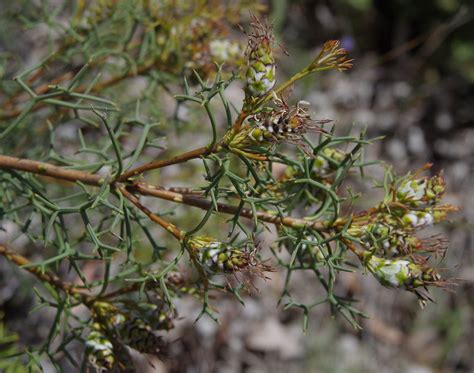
[[0, 1, 457, 370]]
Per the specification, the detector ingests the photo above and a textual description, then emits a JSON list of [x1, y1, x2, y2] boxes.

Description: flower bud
[[93, 301, 125, 328], [167, 271, 185, 286], [282, 234, 326, 263], [121, 302, 175, 332], [313, 147, 346, 176], [427, 173, 445, 201], [91, 301, 172, 358]]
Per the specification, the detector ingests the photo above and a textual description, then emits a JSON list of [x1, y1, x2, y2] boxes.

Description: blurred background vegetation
[[0, 0, 473, 372]]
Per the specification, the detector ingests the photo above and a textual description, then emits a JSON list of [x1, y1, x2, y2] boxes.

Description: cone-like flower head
[[85, 323, 115, 370], [120, 318, 167, 355], [244, 16, 276, 99], [188, 236, 251, 272], [89, 301, 171, 360], [360, 253, 449, 304]]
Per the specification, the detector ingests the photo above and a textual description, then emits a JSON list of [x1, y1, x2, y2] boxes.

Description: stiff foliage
[[0, 1, 457, 370]]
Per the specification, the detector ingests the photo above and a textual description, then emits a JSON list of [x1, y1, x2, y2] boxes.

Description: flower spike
[[244, 15, 277, 101]]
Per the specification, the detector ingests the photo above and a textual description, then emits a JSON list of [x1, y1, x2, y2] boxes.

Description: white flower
[[403, 211, 434, 228], [421, 212, 434, 226], [398, 179, 427, 202], [366, 256, 413, 288], [403, 212, 418, 227]]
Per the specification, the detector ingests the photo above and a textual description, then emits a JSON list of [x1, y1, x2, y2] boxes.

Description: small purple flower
[[340, 35, 355, 52]]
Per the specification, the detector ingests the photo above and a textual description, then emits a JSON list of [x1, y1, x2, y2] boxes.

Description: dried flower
[[308, 40, 353, 72], [225, 96, 330, 157]]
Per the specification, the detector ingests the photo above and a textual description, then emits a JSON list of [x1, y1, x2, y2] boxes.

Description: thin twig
[[0, 155, 332, 232], [0, 155, 102, 185], [118, 145, 218, 181], [132, 182, 329, 231], [0, 245, 91, 301], [98, 283, 141, 300], [0, 62, 155, 120], [119, 186, 185, 240]]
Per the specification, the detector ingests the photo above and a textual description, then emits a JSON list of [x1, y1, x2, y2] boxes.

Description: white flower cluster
[[246, 63, 276, 97], [403, 211, 434, 228], [367, 256, 413, 287], [209, 39, 242, 62], [397, 179, 427, 203], [86, 331, 113, 352], [198, 241, 226, 270]]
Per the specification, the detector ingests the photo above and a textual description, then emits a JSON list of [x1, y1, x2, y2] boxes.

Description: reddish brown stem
[[119, 186, 185, 240], [0, 62, 155, 121], [98, 283, 142, 301], [0, 155, 102, 185], [0, 155, 331, 232], [232, 111, 248, 133], [118, 145, 216, 181], [133, 182, 328, 231]]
